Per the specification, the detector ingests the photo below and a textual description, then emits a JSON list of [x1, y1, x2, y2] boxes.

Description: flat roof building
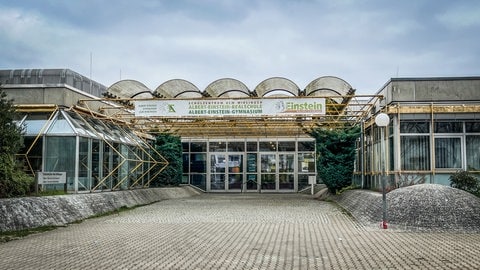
[[1, 69, 479, 193]]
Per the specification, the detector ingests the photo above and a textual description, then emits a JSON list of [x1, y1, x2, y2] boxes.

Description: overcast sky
[[1, 0, 479, 94]]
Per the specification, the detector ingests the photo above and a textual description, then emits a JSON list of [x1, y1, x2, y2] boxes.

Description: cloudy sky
[[1, 0, 479, 94]]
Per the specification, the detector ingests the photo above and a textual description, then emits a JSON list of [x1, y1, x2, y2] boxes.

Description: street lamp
[[375, 113, 390, 229]]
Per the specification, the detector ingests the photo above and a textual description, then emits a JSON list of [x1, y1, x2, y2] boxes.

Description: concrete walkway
[[0, 193, 479, 269]]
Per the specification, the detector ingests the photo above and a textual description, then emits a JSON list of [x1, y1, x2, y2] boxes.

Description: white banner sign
[[135, 98, 325, 117], [37, 172, 66, 184]]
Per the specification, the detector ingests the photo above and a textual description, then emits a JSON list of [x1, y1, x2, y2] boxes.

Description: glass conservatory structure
[[15, 106, 164, 193]]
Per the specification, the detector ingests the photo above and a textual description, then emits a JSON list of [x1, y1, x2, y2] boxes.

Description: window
[[278, 141, 295, 151], [435, 137, 462, 169], [434, 122, 463, 133], [209, 141, 226, 152], [466, 122, 480, 133], [246, 141, 257, 151], [401, 136, 430, 170], [259, 141, 276, 151], [190, 142, 207, 152], [298, 141, 315, 151], [466, 135, 480, 171], [400, 122, 429, 133], [228, 141, 245, 152]]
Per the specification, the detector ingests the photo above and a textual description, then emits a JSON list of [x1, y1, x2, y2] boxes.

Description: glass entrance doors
[[260, 153, 295, 192], [195, 139, 315, 193], [210, 153, 243, 191], [209, 152, 296, 192]]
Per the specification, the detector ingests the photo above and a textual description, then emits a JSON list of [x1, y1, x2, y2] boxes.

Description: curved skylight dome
[[154, 79, 202, 98], [106, 80, 153, 99], [205, 78, 251, 98], [254, 77, 300, 97], [305, 76, 354, 103]]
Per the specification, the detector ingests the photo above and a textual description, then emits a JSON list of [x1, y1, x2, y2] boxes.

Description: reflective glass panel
[[435, 138, 462, 168], [278, 141, 295, 151], [261, 174, 276, 190], [44, 136, 76, 190], [400, 122, 429, 133], [298, 153, 315, 172], [279, 174, 294, 190], [47, 112, 75, 135], [190, 153, 206, 173], [228, 141, 245, 152], [466, 135, 480, 170], [259, 141, 276, 151], [466, 122, 480, 133], [191, 142, 207, 152], [261, 154, 276, 173], [247, 141, 258, 151], [434, 122, 463, 133], [246, 174, 258, 190], [209, 141, 226, 152], [401, 136, 430, 170], [279, 154, 294, 173], [298, 141, 315, 151]]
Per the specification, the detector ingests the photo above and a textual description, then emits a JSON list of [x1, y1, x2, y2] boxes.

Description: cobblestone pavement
[[1, 193, 479, 270]]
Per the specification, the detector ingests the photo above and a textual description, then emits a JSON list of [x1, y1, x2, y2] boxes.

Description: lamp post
[[375, 113, 390, 229]]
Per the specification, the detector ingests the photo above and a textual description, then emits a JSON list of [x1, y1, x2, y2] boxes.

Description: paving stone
[[0, 193, 479, 269]]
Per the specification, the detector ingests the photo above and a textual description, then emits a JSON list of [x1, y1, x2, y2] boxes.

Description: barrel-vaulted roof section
[[305, 76, 354, 103], [205, 78, 251, 98], [77, 75, 381, 137], [154, 79, 202, 98], [106, 80, 153, 99], [254, 77, 300, 97]]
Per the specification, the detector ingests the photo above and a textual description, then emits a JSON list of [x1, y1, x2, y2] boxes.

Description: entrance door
[[209, 153, 243, 191], [227, 154, 243, 190], [260, 154, 277, 191], [278, 153, 295, 190], [260, 153, 295, 192], [245, 153, 258, 191]]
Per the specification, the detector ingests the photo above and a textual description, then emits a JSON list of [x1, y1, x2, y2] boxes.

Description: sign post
[[308, 175, 316, 195]]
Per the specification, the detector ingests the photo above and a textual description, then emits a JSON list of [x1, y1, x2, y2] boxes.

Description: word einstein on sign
[[134, 98, 325, 117]]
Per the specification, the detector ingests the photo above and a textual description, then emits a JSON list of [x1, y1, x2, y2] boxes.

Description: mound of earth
[[387, 184, 480, 232], [330, 184, 480, 232]]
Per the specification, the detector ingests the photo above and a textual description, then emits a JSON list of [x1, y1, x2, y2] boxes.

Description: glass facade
[[16, 109, 161, 193], [182, 138, 316, 192], [354, 117, 480, 190]]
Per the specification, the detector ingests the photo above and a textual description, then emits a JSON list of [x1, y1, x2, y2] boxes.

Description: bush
[[309, 126, 360, 193], [0, 87, 34, 198], [150, 133, 182, 187], [0, 153, 34, 198], [450, 170, 480, 196]]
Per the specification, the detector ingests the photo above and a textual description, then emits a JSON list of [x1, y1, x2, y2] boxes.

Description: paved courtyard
[[0, 193, 479, 270]]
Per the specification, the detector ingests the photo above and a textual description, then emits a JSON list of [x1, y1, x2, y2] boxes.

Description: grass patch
[[38, 190, 67, 196], [0, 226, 58, 243]]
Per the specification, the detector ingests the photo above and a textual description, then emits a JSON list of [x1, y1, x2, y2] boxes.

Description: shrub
[[150, 133, 182, 187], [450, 170, 480, 196], [0, 87, 34, 198], [309, 126, 360, 193]]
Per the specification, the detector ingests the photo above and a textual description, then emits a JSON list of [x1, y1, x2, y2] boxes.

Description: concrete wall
[[3, 85, 121, 113], [383, 77, 480, 104], [4, 85, 92, 107], [0, 186, 201, 232]]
